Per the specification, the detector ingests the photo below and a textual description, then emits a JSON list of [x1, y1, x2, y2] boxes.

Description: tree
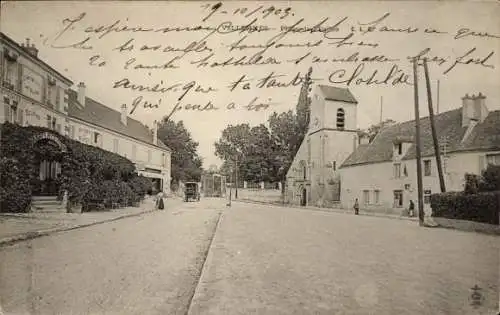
[[479, 164, 500, 192], [214, 124, 251, 162], [359, 119, 396, 143], [157, 119, 204, 186], [243, 124, 277, 182], [268, 110, 301, 175], [295, 67, 313, 153]]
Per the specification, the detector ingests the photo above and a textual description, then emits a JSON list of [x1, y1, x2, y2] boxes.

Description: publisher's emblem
[[469, 285, 484, 308]]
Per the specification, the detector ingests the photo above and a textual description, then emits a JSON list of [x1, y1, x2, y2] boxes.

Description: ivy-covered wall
[[1, 123, 152, 213]]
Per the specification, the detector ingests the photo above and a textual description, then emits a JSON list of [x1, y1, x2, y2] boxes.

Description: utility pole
[[380, 96, 383, 123], [423, 59, 446, 193], [412, 58, 425, 226], [235, 155, 239, 199], [227, 168, 232, 207], [436, 80, 440, 114]]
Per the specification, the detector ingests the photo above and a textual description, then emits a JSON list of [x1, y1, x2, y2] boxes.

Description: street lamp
[[227, 167, 233, 207]]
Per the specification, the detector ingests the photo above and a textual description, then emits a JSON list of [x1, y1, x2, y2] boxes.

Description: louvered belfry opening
[[336, 108, 345, 130]]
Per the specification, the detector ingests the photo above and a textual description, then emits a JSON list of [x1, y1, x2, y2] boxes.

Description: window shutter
[[18, 108, 24, 125], [4, 104, 11, 123]]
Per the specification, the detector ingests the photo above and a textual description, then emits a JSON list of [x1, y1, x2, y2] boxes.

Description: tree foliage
[[357, 119, 397, 142], [0, 123, 151, 213], [158, 119, 203, 184], [215, 111, 304, 183], [214, 69, 314, 184]]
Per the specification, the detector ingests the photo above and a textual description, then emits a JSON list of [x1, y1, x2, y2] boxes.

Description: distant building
[[286, 83, 500, 215], [0, 32, 172, 195], [285, 85, 358, 207], [340, 93, 500, 215]]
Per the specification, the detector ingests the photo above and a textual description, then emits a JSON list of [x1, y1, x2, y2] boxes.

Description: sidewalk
[[235, 198, 500, 235], [235, 198, 419, 222], [0, 197, 182, 246]]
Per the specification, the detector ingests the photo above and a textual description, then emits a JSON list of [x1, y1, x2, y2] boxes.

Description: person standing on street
[[408, 200, 415, 217], [353, 198, 359, 215]]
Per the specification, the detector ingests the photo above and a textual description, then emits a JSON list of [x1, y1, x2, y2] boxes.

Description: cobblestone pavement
[[189, 202, 499, 315], [1, 199, 498, 315], [0, 198, 223, 315]]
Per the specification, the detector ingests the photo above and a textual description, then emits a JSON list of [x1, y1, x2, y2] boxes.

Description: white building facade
[[1, 33, 172, 194], [340, 93, 500, 215], [285, 81, 500, 215]]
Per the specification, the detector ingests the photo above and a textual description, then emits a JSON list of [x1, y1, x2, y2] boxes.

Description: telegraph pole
[[380, 96, 383, 123], [423, 59, 446, 193], [235, 155, 239, 199], [413, 58, 425, 226], [436, 80, 440, 114]]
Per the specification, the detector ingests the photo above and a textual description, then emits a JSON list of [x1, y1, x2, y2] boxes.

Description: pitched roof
[[1, 32, 73, 85], [318, 85, 358, 104], [67, 90, 171, 151], [341, 108, 500, 168]]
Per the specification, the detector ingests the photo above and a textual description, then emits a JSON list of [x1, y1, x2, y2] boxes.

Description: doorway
[[393, 190, 403, 208], [301, 188, 307, 206], [36, 160, 62, 196], [32, 134, 67, 196]]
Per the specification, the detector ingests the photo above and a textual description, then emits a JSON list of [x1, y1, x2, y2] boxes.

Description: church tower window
[[336, 108, 345, 130]]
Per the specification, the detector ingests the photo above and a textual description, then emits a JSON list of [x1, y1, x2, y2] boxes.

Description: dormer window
[[336, 108, 345, 130]]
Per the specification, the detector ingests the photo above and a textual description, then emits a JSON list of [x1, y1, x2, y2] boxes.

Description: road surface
[[1, 199, 498, 315]]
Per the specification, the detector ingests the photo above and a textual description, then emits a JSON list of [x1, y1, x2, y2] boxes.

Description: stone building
[[340, 93, 500, 215], [285, 84, 359, 207], [1, 32, 172, 196], [285, 82, 500, 215]]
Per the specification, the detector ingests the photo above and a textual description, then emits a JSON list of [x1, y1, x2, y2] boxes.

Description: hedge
[[0, 157, 32, 213], [430, 191, 500, 225], [0, 123, 152, 213]]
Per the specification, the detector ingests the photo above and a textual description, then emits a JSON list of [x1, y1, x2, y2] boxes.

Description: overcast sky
[[2, 1, 499, 168]]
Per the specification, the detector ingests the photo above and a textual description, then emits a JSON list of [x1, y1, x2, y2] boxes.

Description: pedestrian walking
[[408, 200, 415, 217], [353, 198, 359, 215], [156, 191, 165, 210]]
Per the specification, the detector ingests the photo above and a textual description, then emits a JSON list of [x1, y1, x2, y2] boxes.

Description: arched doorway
[[301, 187, 307, 206], [32, 132, 67, 196]]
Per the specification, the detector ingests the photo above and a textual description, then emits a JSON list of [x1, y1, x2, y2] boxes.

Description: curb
[[234, 199, 420, 222], [0, 208, 158, 247]]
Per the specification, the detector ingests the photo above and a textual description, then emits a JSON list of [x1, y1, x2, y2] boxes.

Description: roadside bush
[[430, 191, 499, 225], [0, 157, 32, 213], [128, 175, 151, 201], [479, 164, 500, 192], [1, 123, 142, 211]]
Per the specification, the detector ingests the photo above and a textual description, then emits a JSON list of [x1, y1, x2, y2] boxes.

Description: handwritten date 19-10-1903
[[200, 2, 293, 22]]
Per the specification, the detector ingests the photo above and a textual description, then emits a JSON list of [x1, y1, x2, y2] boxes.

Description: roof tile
[[67, 90, 171, 151], [341, 108, 500, 167], [318, 85, 358, 104]]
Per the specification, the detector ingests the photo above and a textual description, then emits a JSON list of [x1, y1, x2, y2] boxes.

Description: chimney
[[462, 93, 488, 127], [22, 38, 39, 57], [152, 120, 158, 145], [77, 82, 86, 106], [121, 104, 127, 125]]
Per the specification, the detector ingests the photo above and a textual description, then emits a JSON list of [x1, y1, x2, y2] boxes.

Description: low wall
[[234, 188, 282, 204]]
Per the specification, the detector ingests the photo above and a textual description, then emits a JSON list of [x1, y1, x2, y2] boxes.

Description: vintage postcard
[[0, 1, 499, 314]]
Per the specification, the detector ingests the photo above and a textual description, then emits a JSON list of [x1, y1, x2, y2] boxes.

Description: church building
[[285, 84, 359, 207]]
